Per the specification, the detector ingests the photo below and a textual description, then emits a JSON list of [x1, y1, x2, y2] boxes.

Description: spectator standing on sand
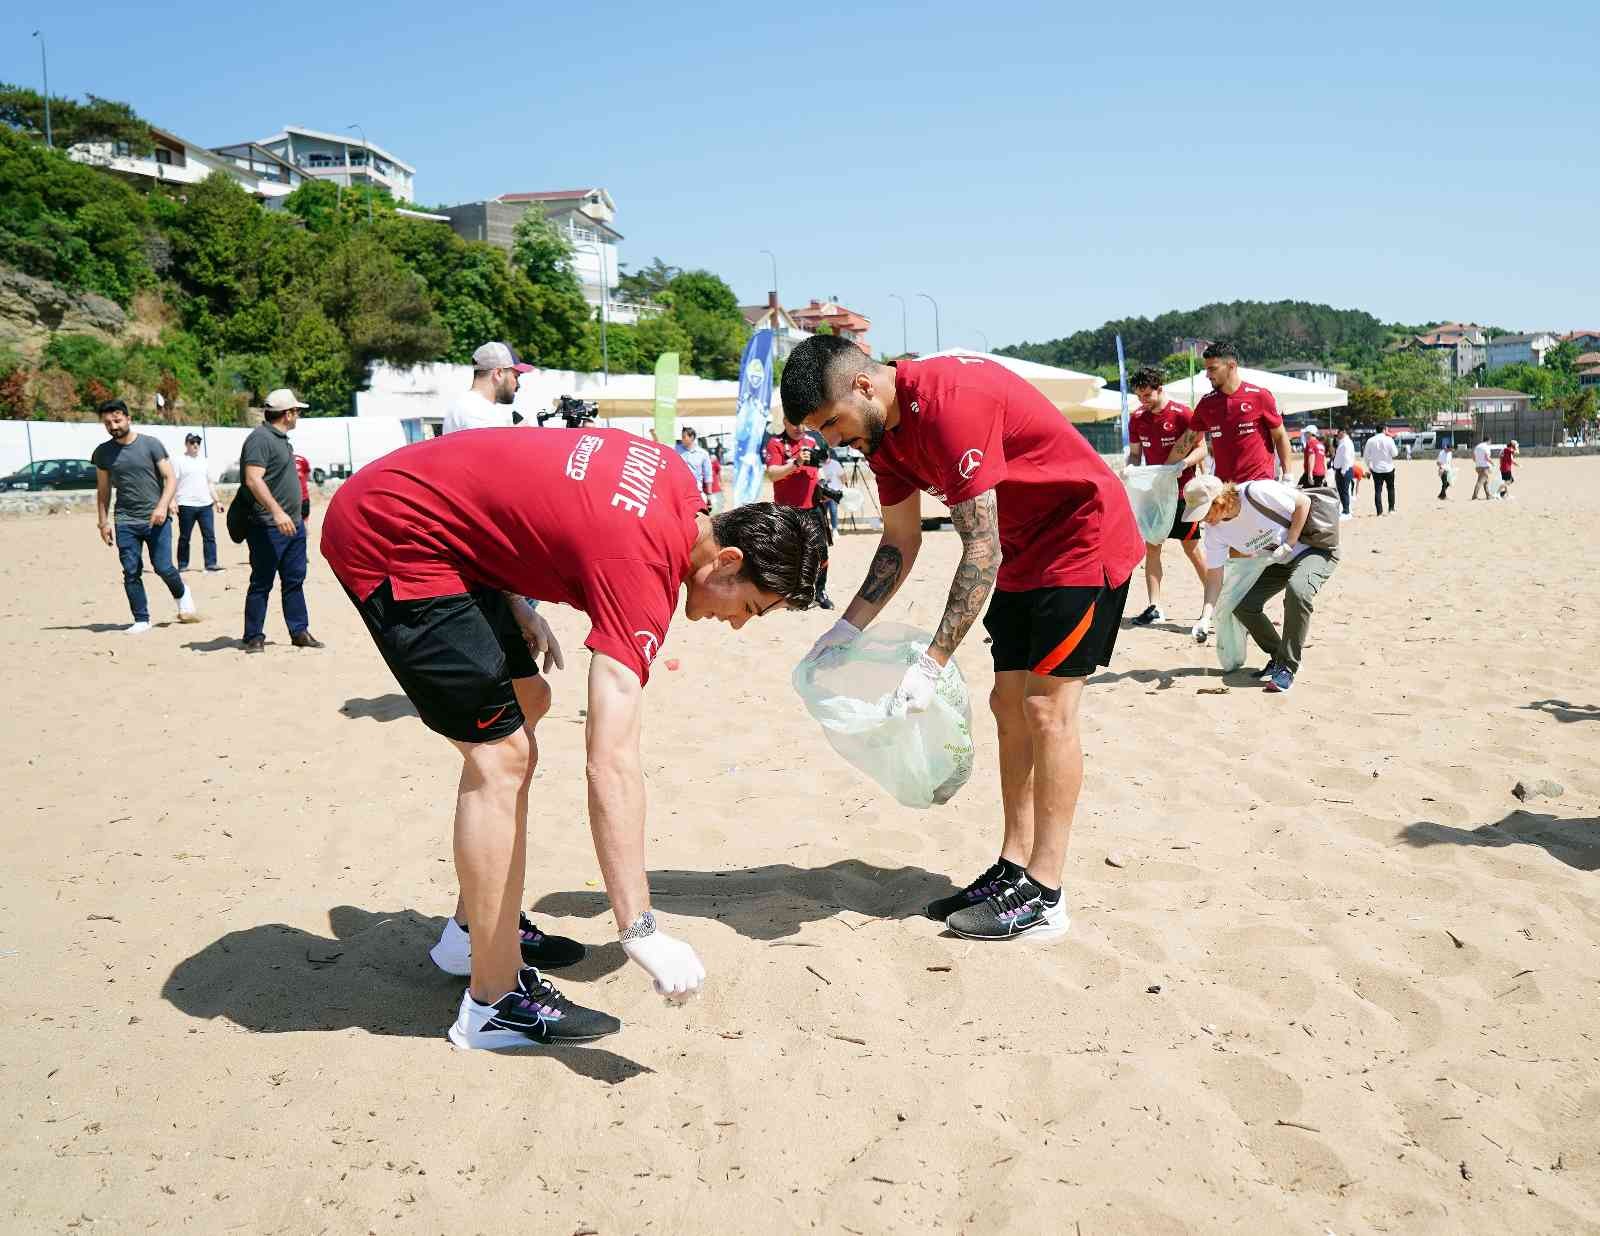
[[442, 342, 532, 434], [1300, 425, 1328, 488], [1437, 445, 1454, 500], [1364, 427, 1398, 516], [92, 399, 200, 634], [1471, 435, 1494, 499], [173, 432, 224, 572], [294, 453, 311, 522], [674, 427, 714, 504], [239, 389, 323, 653], [1332, 429, 1356, 517], [1500, 439, 1518, 497]]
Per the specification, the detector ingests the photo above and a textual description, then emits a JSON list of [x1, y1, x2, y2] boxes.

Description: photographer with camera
[[443, 342, 533, 434], [537, 395, 601, 431], [764, 420, 837, 608]]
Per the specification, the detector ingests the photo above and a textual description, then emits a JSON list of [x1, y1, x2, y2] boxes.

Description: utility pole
[[888, 294, 908, 356], [32, 31, 52, 148]]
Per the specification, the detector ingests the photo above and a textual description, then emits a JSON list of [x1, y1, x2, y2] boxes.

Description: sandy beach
[[3, 454, 1598, 1235]]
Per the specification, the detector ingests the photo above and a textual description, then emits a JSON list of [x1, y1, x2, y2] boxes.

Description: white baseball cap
[[1182, 474, 1226, 524], [263, 388, 309, 411], [472, 341, 535, 373], [1303, 424, 1319, 437]]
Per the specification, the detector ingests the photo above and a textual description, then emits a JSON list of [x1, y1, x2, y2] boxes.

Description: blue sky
[[7, 2, 1597, 355]]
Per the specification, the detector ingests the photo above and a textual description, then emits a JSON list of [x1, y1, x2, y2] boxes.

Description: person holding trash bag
[[1125, 366, 1206, 628], [782, 336, 1142, 944], [1182, 473, 1340, 696]]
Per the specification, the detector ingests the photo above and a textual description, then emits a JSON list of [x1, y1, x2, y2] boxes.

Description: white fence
[[0, 417, 409, 481]]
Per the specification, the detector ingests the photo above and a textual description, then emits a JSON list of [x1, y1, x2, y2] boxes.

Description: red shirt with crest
[[1129, 399, 1197, 491], [1191, 382, 1283, 482]]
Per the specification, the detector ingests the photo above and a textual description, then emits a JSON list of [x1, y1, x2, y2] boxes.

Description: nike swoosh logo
[[475, 705, 509, 730]]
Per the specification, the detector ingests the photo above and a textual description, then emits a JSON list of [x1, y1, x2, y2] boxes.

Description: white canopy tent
[[1155, 366, 1348, 417], [919, 349, 1104, 413]]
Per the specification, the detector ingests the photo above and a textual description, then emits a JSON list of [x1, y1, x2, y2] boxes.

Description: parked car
[[1, 458, 99, 491]]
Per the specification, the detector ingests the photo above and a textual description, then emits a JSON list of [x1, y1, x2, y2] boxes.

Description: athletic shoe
[[1250, 659, 1280, 680], [242, 635, 265, 653], [1192, 618, 1213, 645], [430, 912, 585, 976], [125, 621, 152, 635], [176, 585, 200, 623], [925, 860, 1012, 922], [1131, 604, 1165, 627], [945, 875, 1070, 943], [816, 593, 835, 611], [1264, 666, 1295, 694], [447, 968, 620, 1050]]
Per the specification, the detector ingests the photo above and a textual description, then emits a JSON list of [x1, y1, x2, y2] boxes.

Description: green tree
[[633, 312, 693, 373], [616, 257, 680, 305], [664, 270, 745, 379], [1483, 363, 1555, 403], [1344, 383, 1395, 428], [1559, 387, 1596, 436], [1374, 351, 1454, 426], [278, 309, 352, 412], [0, 83, 153, 151], [510, 206, 593, 368]]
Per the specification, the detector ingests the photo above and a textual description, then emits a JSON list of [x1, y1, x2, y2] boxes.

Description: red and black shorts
[[982, 578, 1129, 678], [343, 580, 538, 744], [1164, 508, 1201, 544]]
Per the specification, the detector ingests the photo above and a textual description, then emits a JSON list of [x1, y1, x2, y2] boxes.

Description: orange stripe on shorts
[[1032, 603, 1095, 675]]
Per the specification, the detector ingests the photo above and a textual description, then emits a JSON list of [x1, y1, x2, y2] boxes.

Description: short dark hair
[[681, 426, 697, 441], [1130, 365, 1166, 392], [1201, 341, 1239, 363], [263, 406, 288, 423], [710, 503, 823, 610], [97, 398, 129, 417], [781, 335, 870, 425]]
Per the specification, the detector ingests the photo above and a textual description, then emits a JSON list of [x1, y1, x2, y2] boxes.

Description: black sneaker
[[447, 967, 620, 1050], [1250, 659, 1280, 680], [925, 861, 1013, 922], [816, 593, 835, 610], [945, 874, 1070, 942], [429, 912, 586, 975], [1131, 604, 1165, 627]]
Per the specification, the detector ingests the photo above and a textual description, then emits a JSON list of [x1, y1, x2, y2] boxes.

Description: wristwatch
[[619, 909, 657, 942]]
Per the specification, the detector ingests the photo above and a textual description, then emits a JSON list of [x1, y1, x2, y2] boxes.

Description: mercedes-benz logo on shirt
[[634, 630, 660, 664], [958, 448, 984, 479]]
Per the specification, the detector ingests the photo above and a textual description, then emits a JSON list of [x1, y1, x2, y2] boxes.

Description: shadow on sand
[[1523, 698, 1600, 724], [339, 693, 420, 723], [161, 905, 648, 1081], [1398, 811, 1600, 873]]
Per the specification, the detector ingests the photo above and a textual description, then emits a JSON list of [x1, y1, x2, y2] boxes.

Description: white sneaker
[[125, 621, 151, 635], [429, 917, 472, 976], [176, 585, 200, 623], [1339, 513, 1353, 522]]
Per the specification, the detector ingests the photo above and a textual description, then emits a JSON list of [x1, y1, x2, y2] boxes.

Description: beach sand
[[3, 456, 1598, 1234]]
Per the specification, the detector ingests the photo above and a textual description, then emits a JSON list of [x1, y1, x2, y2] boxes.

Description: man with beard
[[782, 337, 1142, 944], [442, 342, 532, 434]]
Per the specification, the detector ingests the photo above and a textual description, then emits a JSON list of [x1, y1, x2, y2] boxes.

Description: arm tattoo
[[859, 544, 904, 604], [931, 491, 1000, 661]]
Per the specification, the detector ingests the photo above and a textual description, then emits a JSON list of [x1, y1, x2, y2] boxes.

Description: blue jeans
[[176, 504, 218, 570], [116, 521, 184, 623], [244, 521, 309, 639]]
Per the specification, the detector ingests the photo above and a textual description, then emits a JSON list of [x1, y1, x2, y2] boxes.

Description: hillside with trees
[[0, 85, 748, 422]]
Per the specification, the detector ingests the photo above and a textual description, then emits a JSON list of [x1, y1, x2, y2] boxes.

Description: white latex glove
[[805, 616, 861, 663], [891, 651, 942, 715], [1270, 542, 1297, 565], [510, 596, 565, 672], [622, 928, 706, 1002], [1191, 617, 1212, 645]]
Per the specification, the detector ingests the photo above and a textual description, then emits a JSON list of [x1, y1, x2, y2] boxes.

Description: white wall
[[0, 418, 408, 479]]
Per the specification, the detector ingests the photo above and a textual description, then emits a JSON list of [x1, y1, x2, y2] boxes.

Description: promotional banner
[[730, 329, 775, 507], [1116, 332, 1130, 451], [652, 351, 679, 445]]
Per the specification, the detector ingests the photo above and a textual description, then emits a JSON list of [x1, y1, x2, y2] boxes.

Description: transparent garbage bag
[[1122, 463, 1184, 544], [1215, 556, 1274, 671], [792, 622, 975, 809]]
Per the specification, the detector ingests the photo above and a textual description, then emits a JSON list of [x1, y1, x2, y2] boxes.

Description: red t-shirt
[[1500, 443, 1516, 474], [710, 456, 721, 493], [870, 356, 1143, 591], [294, 454, 311, 500], [321, 428, 703, 685], [764, 431, 819, 509], [1192, 382, 1283, 482], [1128, 400, 1196, 490], [1303, 435, 1327, 477]]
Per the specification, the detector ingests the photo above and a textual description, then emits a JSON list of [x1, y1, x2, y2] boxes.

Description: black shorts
[[1164, 509, 1201, 544], [983, 578, 1129, 678], [345, 580, 538, 743]]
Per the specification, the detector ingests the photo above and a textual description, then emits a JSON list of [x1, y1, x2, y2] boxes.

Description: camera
[[815, 480, 845, 504], [536, 395, 600, 430]]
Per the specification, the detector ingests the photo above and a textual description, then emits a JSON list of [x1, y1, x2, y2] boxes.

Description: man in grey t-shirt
[[239, 389, 323, 652], [91, 399, 198, 634]]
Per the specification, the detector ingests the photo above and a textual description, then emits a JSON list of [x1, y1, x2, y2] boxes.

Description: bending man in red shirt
[[322, 428, 823, 1050], [782, 337, 1143, 944], [1173, 341, 1293, 644], [1125, 365, 1206, 628]]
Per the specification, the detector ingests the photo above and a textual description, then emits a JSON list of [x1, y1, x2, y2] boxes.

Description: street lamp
[[972, 329, 991, 353], [917, 293, 941, 351], [887, 294, 908, 357], [346, 123, 372, 224], [571, 239, 609, 382], [760, 249, 778, 299], [31, 31, 51, 148]]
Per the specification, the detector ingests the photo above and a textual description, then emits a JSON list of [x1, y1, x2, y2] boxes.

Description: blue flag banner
[[1116, 332, 1130, 451], [731, 329, 775, 507]]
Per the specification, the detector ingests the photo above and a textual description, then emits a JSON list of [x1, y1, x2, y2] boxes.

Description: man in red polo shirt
[[1300, 426, 1328, 488], [1175, 341, 1293, 643], [764, 420, 834, 608], [321, 427, 823, 1050], [781, 337, 1143, 945], [1125, 365, 1206, 628]]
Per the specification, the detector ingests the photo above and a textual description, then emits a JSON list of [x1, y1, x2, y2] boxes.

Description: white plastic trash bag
[[1215, 556, 1273, 671], [1123, 463, 1184, 544], [792, 623, 975, 809]]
